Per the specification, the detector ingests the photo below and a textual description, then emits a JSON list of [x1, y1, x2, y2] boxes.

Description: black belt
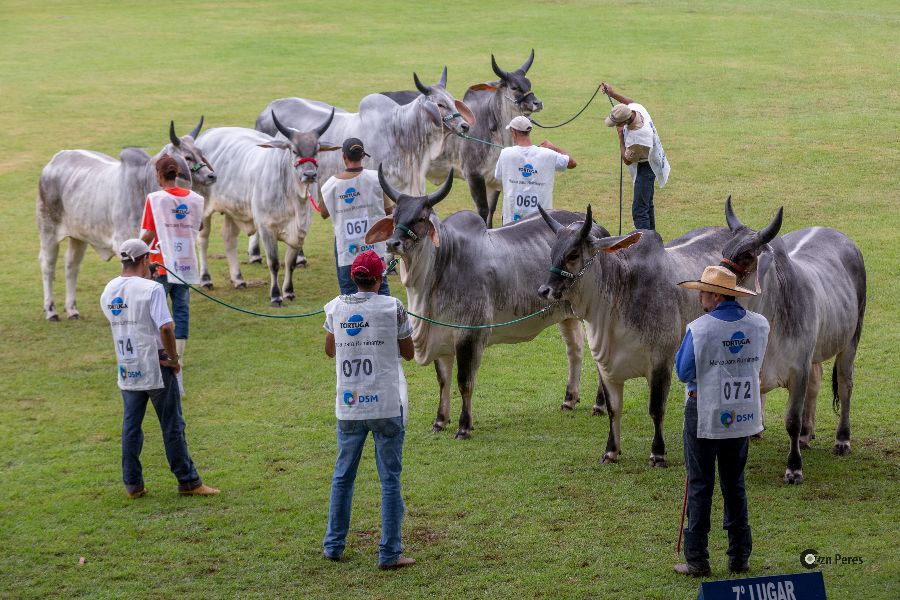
[[688, 390, 696, 399]]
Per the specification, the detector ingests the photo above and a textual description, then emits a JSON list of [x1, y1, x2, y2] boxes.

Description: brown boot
[[179, 484, 220, 496], [378, 556, 416, 570], [126, 487, 147, 499], [674, 562, 711, 577]]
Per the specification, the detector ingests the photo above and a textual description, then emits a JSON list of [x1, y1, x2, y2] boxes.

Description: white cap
[[506, 115, 533, 132], [119, 238, 151, 261]]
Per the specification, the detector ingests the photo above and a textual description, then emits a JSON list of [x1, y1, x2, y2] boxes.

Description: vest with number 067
[[147, 189, 205, 284], [326, 294, 407, 421], [688, 310, 769, 439], [321, 171, 388, 267], [497, 146, 563, 225], [100, 276, 165, 391]]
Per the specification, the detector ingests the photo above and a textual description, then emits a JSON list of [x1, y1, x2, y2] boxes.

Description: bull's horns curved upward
[[314, 107, 335, 138], [378, 164, 400, 204], [437, 66, 448, 88], [580, 205, 594, 239], [491, 54, 510, 80], [755, 206, 784, 246], [169, 121, 181, 147], [538, 205, 563, 234], [725, 195, 744, 232], [426, 169, 454, 207], [413, 72, 431, 96], [271, 110, 296, 140], [518, 49, 535, 74], [188, 115, 204, 140]]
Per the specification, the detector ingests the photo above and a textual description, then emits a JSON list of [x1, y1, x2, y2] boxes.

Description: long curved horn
[[538, 205, 563, 234], [580, 205, 594, 239], [518, 49, 535, 74], [377, 164, 401, 204], [491, 54, 510, 80], [413, 72, 431, 95], [169, 121, 181, 147], [437, 66, 447, 88], [271, 110, 295, 140], [313, 107, 335, 138], [725, 195, 744, 232], [188, 115, 204, 139], [426, 169, 454, 207], [754, 206, 784, 246]]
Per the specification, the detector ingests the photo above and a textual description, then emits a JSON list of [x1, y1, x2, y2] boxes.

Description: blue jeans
[[682, 398, 752, 568], [120, 365, 201, 493], [158, 274, 190, 339], [633, 161, 656, 230], [323, 417, 405, 565], [334, 241, 390, 296]]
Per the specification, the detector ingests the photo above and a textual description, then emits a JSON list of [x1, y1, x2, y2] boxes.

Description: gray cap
[[119, 238, 151, 261], [506, 115, 533, 132]]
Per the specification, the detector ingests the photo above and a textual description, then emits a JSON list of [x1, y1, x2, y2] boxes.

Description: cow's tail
[[831, 363, 839, 413], [833, 257, 867, 414]]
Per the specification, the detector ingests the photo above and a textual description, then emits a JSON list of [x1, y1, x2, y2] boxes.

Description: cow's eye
[[567, 252, 579, 263]]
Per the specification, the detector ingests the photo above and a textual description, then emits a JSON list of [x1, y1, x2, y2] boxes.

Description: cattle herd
[[35, 51, 866, 485]]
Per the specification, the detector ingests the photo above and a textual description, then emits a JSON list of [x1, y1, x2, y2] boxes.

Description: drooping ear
[[596, 231, 642, 253], [421, 100, 441, 127], [365, 217, 395, 244], [755, 247, 774, 292], [257, 141, 292, 150], [455, 100, 476, 126], [427, 213, 441, 247], [468, 83, 498, 93]]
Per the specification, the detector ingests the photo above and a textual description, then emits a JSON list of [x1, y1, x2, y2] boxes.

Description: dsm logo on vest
[[340, 187, 361, 204], [342, 389, 379, 406], [341, 314, 369, 337], [171, 204, 189, 220], [722, 331, 751, 354], [108, 296, 127, 316], [518, 163, 537, 178], [721, 409, 754, 428], [348, 242, 376, 256]]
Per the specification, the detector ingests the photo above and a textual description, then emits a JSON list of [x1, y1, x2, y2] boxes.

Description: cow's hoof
[[248, 256, 262, 264], [591, 404, 607, 416], [832, 441, 851, 456], [271, 298, 283, 307], [799, 438, 812, 450], [431, 422, 446, 433], [649, 455, 668, 468], [234, 281, 247, 289], [750, 432, 764, 442], [454, 429, 471, 440], [783, 469, 804, 485], [201, 281, 214, 290], [296, 253, 308, 267], [67, 313, 80, 320], [47, 313, 60, 322], [284, 292, 295, 301], [600, 452, 618, 465], [560, 401, 575, 411]]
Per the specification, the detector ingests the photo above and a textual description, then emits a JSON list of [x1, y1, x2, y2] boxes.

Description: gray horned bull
[[365, 166, 606, 439], [37, 117, 215, 321], [720, 199, 866, 484], [537, 205, 735, 466]]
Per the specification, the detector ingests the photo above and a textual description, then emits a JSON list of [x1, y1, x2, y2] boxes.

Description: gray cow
[[537, 206, 736, 466], [720, 200, 866, 484], [37, 118, 215, 320], [193, 110, 337, 304], [365, 166, 607, 439]]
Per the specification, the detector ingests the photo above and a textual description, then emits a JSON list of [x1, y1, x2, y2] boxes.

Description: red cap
[[350, 250, 385, 278]]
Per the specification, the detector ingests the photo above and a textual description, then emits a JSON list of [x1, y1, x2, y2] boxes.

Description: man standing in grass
[[322, 250, 416, 569]]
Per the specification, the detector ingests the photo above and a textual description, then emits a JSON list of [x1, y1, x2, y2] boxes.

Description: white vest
[[623, 103, 670, 188], [146, 189, 205, 284], [688, 310, 769, 439], [100, 276, 165, 391], [497, 145, 563, 225], [325, 294, 407, 422], [321, 171, 388, 267]]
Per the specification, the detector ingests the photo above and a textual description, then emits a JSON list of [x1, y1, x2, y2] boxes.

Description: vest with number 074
[[326, 294, 407, 421], [321, 170, 388, 267], [497, 145, 563, 225], [100, 276, 165, 391], [146, 189, 205, 284], [688, 310, 769, 439]]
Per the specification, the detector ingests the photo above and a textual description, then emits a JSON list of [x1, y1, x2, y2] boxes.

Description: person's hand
[[601, 82, 613, 95], [160, 358, 181, 374], [539, 140, 553, 149]]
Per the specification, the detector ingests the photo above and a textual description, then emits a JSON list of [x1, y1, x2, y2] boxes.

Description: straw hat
[[677, 265, 757, 297]]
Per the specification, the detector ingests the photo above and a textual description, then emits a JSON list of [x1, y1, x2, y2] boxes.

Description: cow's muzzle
[[537, 284, 562, 301]]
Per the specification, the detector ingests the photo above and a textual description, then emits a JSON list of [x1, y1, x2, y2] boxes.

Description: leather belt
[[688, 390, 697, 399]]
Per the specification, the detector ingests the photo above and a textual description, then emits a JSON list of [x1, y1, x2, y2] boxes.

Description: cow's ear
[[427, 213, 441, 247], [455, 100, 476, 126], [469, 83, 498, 92], [257, 141, 292, 150], [755, 247, 774, 293], [421, 100, 441, 127], [594, 231, 642, 253], [365, 217, 394, 244]]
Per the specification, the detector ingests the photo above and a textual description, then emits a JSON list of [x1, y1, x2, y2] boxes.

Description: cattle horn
[[377, 164, 401, 204], [538, 205, 563, 234], [725, 195, 744, 232], [413, 72, 431, 96], [437, 66, 448, 88], [169, 121, 181, 147], [518, 49, 535, 74], [271, 110, 296, 140], [426, 169, 454, 207], [188, 115, 204, 140], [314, 107, 335, 138], [754, 206, 784, 246], [580, 205, 594, 240], [491, 54, 510, 80]]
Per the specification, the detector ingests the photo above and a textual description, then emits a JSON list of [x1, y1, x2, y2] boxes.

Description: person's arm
[[319, 204, 330, 220], [617, 128, 633, 165], [325, 332, 336, 358], [540, 140, 577, 169], [601, 82, 634, 106], [159, 323, 181, 374], [399, 336, 414, 361], [396, 300, 414, 361], [140, 197, 156, 242], [675, 329, 696, 384]]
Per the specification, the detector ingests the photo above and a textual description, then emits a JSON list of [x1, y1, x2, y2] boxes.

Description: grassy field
[[2, 0, 899, 597]]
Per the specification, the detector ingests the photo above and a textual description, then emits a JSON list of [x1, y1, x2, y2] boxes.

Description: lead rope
[[530, 82, 604, 129], [604, 91, 624, 236]]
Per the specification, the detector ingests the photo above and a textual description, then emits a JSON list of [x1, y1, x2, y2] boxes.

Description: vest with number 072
[[688, 310, 769, 439], [321, 170, 388, 268], [326, 294, 407, 421], [146, 189, 205, 284], [100, 276, 165, 391], [497, 145, 564, 225]]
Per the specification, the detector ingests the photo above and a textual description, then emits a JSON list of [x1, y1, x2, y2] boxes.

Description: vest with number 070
[[689, 310, 769, 439], [326, 294, 406, 421], [321, 170, 388, 268], [100, 276, 165, 391], [147, 189, 205, 284], [497, 145, 564, 225]]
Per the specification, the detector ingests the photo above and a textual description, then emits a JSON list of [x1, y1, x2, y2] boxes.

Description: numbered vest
[[623, 103, 670, 188], [321, 171, 388, 267], [147, 189, 205, 284], [325, 294, 407, 421], [688, 311, 770, 439], [100, 276, 165, 391], [497, 146, 563, 225]]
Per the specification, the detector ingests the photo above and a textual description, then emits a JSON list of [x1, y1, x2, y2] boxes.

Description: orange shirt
[[141, 187, 191, 276]]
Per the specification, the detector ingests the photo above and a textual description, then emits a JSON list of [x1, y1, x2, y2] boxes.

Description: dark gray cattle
[[365, 166, 607, 439], [720, 199, 866, 484], [537, 206, 735, 466]]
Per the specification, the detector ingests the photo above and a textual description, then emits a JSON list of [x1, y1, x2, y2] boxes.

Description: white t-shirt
[[494, 145, 569, 225]]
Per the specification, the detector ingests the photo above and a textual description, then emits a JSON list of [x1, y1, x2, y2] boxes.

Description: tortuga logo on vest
[[171, 204, 190, 220], [340, 187, 361, 204], [108, 296, 127, 316], [343, 389, 379, 406], [722, 331, 751, 354], [341, 314, 369, 337], [518, 163, 537, 177]]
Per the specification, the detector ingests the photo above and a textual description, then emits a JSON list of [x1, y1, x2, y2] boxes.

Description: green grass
[[1, 1, 898, 597]]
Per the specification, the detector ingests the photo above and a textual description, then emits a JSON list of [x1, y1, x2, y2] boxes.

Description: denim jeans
[[120, 365, 201, 493], [632, 161, 656, 230], [334, 241, 390, 296], [682, 398, 752, 568], [323, 417, 405, 565], [157, 274, 190, 339]]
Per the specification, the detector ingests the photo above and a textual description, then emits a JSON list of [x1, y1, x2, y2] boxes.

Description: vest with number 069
[[321, 171, 388, 267], [326, 294, 407, 421], [497, 146, 563, 225], [688, 310, 769, 439], [147, 189, 205, 284], [100, 276, 165, 391]]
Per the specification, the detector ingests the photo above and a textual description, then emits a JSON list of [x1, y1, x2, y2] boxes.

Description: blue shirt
[[675, 300, 747, 392]]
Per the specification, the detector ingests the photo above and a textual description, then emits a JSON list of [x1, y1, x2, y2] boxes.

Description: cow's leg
[[221, 217, 246, 288], [486, 190, 501, 229], [198, 214, 213, 289], [257, 227, 282, 306], [783, 369, 810, 484], [466, 175, 489, 225], [63, 238, 88, 320], [799, 362, 822, 449], [601, 380, 625, 464], [295, 246, 307, 268], [648, 365, 670, 468], [282, 245, 299, 301], [557, 318, 584, 410], [39, 233, 61, 321], [248, 233, 262, 264], [454, 336, 485, 439], [592, 370, 608, 416], [832, 348, 857, 456], [432, 355, 453, 432]]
